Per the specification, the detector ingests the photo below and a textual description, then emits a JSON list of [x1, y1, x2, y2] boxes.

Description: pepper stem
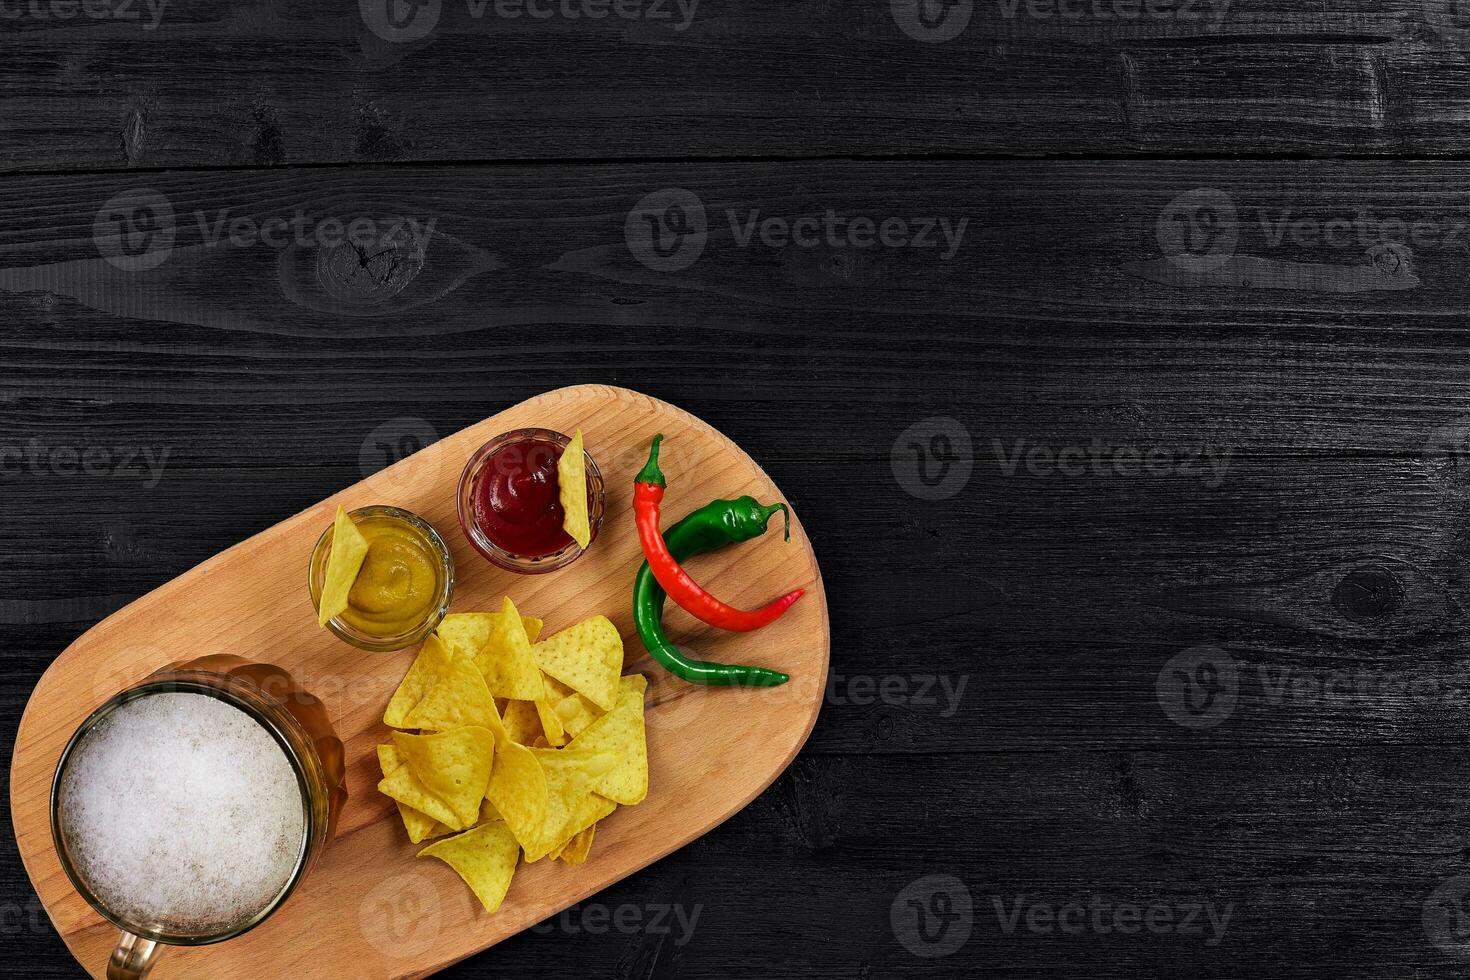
[[761, 502, 791, 541], [635, 434, 666, 487]]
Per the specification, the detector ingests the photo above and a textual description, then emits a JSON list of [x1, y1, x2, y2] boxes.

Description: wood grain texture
[[7, 75, 1470, 978], [12, 0, 1470, 170], [8, 385, 829, 979]]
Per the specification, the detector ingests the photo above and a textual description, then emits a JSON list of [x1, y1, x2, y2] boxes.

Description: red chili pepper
[[634, 434, 804, 632]]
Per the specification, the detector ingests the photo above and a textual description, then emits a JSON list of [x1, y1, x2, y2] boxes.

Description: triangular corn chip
[[402, 651, 505, 737], [438, 609, 544, 660], [532, 616, 623, 711], [558, 823, 596, 866], [565, 674, 648, 805], [418, 820, 520, 913], [436, 612, 496, 660], [558, 429, 592, 549], [473, 597, 545, 701], [523, 748, 616, 861], [378, 759, 462, 830], [534, 696, 567, 747], [544, 674, 604, 737], [317, 506, 369, 626], [392, 728, 496, 829], [383, 634, 456, 728], [377, 744, 455, 844], [502, 699, 542, 745], [485, 736, 548, 851]]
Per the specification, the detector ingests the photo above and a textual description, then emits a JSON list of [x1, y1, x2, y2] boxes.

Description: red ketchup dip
[[470, 436, 573, 558]]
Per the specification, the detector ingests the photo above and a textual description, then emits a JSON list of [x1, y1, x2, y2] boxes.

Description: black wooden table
[[9, 2, 1470, 976]]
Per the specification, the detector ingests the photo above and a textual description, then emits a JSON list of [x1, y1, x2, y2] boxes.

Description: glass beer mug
[[49, 655, 347, 979]]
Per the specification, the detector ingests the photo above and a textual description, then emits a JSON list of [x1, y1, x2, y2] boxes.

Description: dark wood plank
[[13, 1, 1470, 170]]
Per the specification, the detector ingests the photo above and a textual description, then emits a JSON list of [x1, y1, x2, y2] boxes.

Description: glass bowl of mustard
[[307, 505, 455, 652]]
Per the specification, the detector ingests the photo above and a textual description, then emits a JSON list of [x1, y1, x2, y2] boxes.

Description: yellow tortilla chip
[[485, 736, 548, 851], [502, 699, 542, 745], [317, 506, 369, 626], [419, 820, 520, 913], [524, 748, 616, 862], [436, 612, 495, 660], [402, 650, 505, 737], [558, 429, 592, 550], [383, 634, 456, 728], [473, 597, 545, 701], [544, 674, 604, 737], [559, 823, 596, 866], [534, 697, 567, 747], [439, 610, 544, 660], [565, 674, 648, 805], [533, 616, 623, 711], [377, 744, 455, 844], [392, 728, 496, 829], [378, 759, 462, 830]]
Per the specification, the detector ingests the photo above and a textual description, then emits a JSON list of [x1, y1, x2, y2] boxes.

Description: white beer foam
[[59, 691, 305, 936]]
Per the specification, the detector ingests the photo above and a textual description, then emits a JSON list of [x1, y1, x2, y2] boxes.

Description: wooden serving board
[[10, 385, 828, 980]]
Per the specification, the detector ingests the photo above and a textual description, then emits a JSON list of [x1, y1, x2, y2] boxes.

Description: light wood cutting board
[[10, 385, 829, 979]]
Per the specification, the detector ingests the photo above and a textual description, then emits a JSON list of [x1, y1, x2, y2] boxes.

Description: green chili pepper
[[633, 495, 794, 687]]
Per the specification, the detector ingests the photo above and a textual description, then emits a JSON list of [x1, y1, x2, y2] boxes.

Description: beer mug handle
[[108, 931, 162, 979]]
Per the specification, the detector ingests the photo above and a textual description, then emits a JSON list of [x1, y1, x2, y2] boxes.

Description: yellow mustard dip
[[339, 515, 442, 637]]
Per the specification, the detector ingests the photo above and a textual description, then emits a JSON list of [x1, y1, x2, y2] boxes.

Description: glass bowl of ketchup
[[456, 427, 605, 574]]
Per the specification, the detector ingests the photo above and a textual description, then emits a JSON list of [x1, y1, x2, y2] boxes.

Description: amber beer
[[51, 656, 346, 980]]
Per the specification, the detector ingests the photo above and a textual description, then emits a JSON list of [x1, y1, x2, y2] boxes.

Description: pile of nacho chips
[[376, 596, 648, 912]]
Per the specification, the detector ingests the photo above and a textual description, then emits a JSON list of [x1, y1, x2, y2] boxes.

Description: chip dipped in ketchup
[[456, 427, 604, 574]]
